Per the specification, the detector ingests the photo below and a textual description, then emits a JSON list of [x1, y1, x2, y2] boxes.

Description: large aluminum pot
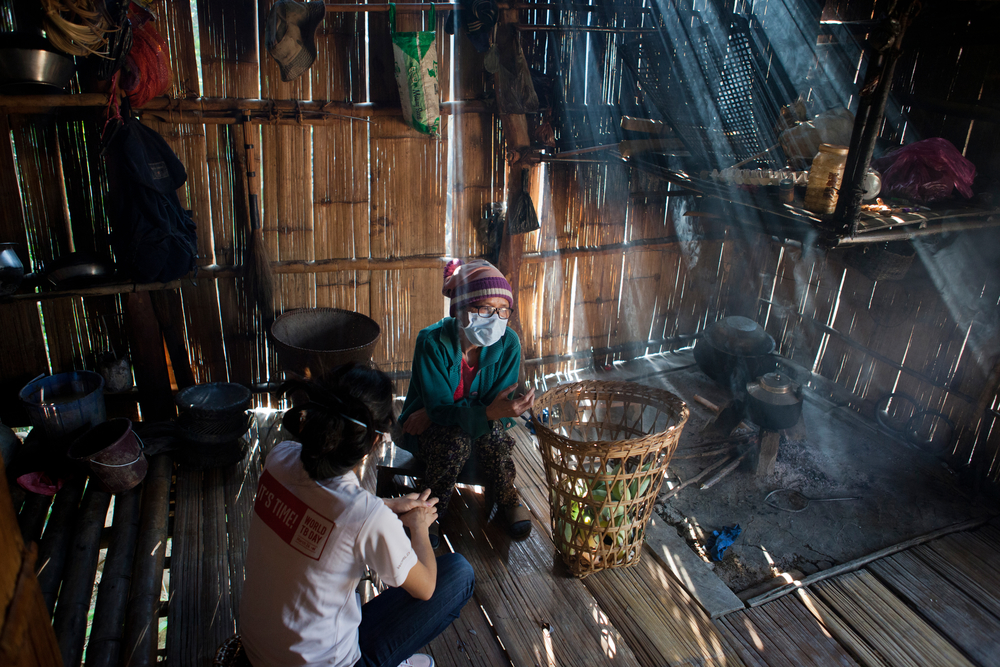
[[693, 316, 777, 389]]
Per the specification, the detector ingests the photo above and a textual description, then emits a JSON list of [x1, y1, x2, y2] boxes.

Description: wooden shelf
[[628, 157, 1000, 246]]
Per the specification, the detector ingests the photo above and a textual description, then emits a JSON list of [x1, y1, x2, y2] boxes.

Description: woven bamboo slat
[[912, 540, 1000, 618], [146, 2, 229, 386], [444, 484, 645, 666], [263, 123, 317, 311], [867, 551, 1000, 666], [367, 0, 401, 106], [9, 117, 70, 264], [717, 613, 798, 667], [928, 532, 1000, 601], [166, 469, 204, 665], [762, 595, 860, 666], [582, 549, 740, 667], [712, 618, 768, 667], [794, 588, 890, 667], [370, 120, 448, 258], [310, 0, 367, 310], [450, 113, 495, 259], [370, 268, 445, 375], [812, 571, 975, 667], [573, 252, 623, 366]]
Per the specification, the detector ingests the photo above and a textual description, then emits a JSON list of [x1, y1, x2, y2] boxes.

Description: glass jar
[[804, 144, 849, 215]]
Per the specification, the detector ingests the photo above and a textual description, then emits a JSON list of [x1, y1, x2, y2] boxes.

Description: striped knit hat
[[442, 259, 513, 316]]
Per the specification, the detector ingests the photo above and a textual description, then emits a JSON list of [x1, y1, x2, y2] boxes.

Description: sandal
[[502, 503, 532, 539], [428, 521, 441, 550]]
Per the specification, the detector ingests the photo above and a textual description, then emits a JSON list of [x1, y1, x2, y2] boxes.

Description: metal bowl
[[270, 308, 381, 379], [0, 36, 75, 94]]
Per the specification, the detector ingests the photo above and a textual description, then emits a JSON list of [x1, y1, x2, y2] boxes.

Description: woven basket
[[533, 381, 688, 577]]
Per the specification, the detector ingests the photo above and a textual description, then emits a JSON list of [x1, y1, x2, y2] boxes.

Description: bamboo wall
[[1, 0, 999, 490]]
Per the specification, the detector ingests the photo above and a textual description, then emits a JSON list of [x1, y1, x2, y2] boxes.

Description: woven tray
[[533, 381, 688, 577]]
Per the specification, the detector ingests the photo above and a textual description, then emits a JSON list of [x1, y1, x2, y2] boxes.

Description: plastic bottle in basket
[[804, 144, 849, 215]]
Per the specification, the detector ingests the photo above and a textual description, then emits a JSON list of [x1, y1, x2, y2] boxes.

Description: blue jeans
[[355, 553, 475, 667]]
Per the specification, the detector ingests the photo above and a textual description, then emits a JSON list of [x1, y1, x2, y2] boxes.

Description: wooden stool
[[374, 439, 485, 499]]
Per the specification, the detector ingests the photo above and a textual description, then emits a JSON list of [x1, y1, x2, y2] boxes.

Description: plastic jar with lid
[[804, 144, 849, 215]]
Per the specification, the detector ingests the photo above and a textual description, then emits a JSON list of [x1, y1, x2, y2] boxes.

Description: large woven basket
[[533, 381, 688, 577]]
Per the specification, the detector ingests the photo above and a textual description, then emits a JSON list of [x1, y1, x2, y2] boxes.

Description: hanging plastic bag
[[872, 137, 976, 203], [390, 3, 440, 136], [489, 23, 538, 114], [508, 168, 539, 235]]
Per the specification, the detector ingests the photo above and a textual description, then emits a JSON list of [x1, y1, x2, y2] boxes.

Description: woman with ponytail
[[239, 363, 474, 667]]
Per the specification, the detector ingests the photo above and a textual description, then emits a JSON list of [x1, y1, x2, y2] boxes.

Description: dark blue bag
[[103, 118, 197, 283]]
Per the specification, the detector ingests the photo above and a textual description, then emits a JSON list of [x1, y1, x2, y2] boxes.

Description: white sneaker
[[397, 655, 434, 667]]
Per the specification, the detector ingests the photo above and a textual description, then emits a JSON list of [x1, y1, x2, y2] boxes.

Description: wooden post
[[124, 292, 175, 421], [756, 430, 781, 477], [833, 2, 918, 236], [149, 290, 196, 389], [495, 9, 535, 384]]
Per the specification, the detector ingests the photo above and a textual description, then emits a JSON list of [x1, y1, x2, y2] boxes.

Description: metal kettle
[[746, 372, 803, 430]]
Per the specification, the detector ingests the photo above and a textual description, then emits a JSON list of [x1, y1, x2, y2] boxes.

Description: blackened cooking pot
[[694, 316, 777, 389], [746, 373, 803, 430]]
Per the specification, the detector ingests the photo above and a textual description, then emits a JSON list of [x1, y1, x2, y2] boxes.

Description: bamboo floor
[[7, 363, 1000, 666]]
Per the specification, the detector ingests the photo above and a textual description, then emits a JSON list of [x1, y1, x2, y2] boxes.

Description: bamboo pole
[[326, 2, 653, 10], [85, 486, 143, 667], [121, 455, 172, 667], [746, 515, 994, 608], [52, 482, 112, 667], [3, 235, 729, 303], [36, 475, 87, 613], [660, 456, 734, 501], [0, 95, 488, 115]]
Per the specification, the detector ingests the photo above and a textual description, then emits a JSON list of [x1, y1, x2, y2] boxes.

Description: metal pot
[[0, 33, 75, 94], [746, 373, 803, 430], [694, 316, 777, 389], [0, 242, 25, 296], [44, 252, 114, 287]]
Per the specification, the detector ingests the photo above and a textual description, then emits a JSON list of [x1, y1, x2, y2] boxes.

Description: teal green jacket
[[399, 317, 521, 442]]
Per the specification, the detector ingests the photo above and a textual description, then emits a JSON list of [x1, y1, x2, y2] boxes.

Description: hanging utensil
[[764, 488, 859, 513]]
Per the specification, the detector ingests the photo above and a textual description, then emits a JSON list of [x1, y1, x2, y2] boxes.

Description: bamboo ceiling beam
[[324, 2, 653, 11], [0, 95, 489, 117], [3, 234, 710, 303]]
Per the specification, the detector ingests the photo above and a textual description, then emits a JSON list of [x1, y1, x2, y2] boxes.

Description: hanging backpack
[[103, 117, 198, 283]]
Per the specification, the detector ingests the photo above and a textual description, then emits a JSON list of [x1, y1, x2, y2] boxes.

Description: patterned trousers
[[417, 421, 519, 516]]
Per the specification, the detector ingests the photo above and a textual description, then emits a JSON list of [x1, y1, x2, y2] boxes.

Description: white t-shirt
[[239, 441, 418, 667]]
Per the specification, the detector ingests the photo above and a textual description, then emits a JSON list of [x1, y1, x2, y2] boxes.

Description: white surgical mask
[[461, 311, 508, 348]]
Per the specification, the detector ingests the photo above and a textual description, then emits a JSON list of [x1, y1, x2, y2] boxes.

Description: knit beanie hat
[[442, 259, 513, 316]]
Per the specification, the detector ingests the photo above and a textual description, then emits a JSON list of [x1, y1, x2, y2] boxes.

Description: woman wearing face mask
[[399, 259, 536, 542]]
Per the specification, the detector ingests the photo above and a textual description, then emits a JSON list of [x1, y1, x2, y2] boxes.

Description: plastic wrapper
[[779, 107, 855, 169], [872, 137, 976, 203]]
